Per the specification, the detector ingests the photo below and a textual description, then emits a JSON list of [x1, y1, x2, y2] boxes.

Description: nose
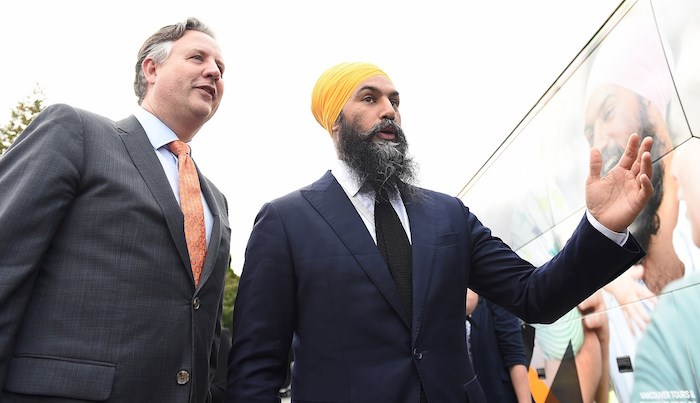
[[592, 123, 618, 152], [378, 97, 396, 120], [205, 62, 222, 82], [591, 127, 606, 150]]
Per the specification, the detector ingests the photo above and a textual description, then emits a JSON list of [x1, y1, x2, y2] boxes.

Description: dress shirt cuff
[[585, 210, 629, 246]]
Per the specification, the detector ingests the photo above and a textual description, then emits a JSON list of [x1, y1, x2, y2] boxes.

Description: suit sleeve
[[0, 104, 84, 384], [487, 300, 526, 369], [226, 202, 295, 403], [210, 327, 231, 403], [462, 198, 644, 324]]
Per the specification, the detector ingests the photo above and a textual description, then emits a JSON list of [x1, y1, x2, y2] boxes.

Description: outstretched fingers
[[585, 132, 655, 230], [629, 135, 654, 208], [618, 132, 641, 171], [630, 136, 653, 174], [624, 134, 654, 202], [637, 150, 653, 197], [589, 147, 603, 181], [638, 136, 653, 176]]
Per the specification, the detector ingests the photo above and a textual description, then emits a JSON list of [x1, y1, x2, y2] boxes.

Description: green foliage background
[[0, 85, 45, 156], [222, 267, 240, 331]]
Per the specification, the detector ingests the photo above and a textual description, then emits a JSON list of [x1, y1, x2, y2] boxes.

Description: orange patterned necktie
[[168, 140, 207, 287]]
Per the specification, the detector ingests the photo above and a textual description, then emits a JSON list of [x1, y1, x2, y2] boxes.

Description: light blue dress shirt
[[133, 107, 213, 245]]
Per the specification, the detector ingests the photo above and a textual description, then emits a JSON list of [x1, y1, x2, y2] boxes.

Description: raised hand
[[585, 133, 654, 232]]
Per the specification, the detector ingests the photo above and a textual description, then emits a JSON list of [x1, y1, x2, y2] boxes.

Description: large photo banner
[[460, 1, 700, 402]]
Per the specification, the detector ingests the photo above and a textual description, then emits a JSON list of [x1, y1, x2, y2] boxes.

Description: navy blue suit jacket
[[470, 299, 528, 403], [227, 171, 644, 403]]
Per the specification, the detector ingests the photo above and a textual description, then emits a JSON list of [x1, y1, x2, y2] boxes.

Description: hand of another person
[[578, 290, 608, 335], [577, 290, 611, 403], [603, 265, 655, 335], [585, 133, 654, 232]]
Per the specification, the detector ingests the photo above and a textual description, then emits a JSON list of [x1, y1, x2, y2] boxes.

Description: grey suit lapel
[[197, 173, 223, 288], [116, 116, 191, 277], [302, 171, 411, 328]]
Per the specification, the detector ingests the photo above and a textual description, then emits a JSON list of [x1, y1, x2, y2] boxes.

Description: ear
[[329, 122, 342, 157], [331, 111, 344, 138], [331, 122, 340, 138], [142, 58, 158, 85]]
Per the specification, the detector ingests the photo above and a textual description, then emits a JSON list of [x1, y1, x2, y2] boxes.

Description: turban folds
[[311, 62, 390, 134], [586, 16, 674, 118]]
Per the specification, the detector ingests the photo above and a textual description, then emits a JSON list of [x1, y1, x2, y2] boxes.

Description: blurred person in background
[[466, 289, 532, 403], [632, 139, 700, 402]]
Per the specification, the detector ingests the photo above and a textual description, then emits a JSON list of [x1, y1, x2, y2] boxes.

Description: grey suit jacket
[[0, 104, 231, 402]]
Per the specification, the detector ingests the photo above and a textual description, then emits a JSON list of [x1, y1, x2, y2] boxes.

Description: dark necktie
[[375, 190, 426, 402], [374, 189, 413, 317]]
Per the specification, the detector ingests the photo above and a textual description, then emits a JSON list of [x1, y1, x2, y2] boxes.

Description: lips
[[196, 84, 216, 99], [378, 124, 397, 140]]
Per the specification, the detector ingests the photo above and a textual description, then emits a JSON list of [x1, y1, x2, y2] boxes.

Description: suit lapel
[[302, 171, 410, 327], [197, 173, 223, 288], [404, 189, 437, 339], [117, 116, 192, 277]]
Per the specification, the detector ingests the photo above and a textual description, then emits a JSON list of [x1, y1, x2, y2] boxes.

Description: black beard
[[599, 95, 666, 252], [336, 116, 417, 195]]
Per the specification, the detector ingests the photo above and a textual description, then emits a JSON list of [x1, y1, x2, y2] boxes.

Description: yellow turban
[[311, 62, 390, 134]]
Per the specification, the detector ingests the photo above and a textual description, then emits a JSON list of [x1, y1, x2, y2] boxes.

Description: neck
[[642, 242, 684, 295], [142, 100, 198, 142]]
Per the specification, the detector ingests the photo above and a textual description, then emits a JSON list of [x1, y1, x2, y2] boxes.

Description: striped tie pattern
[[169, 140, 206, 287]]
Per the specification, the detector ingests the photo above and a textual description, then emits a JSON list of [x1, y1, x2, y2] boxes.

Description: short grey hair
[[133, 17, 216, 104]]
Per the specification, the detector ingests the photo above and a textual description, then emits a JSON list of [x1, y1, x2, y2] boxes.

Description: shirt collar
[[133, 106, 180, 151], [332, 159, 404, 202], [332, 159, 365, 197]]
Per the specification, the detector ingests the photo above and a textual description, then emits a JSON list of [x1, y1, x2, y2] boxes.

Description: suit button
[[192, 297, 200, 310], [176, 370, 190, 385], [413, 348, 423, 360]]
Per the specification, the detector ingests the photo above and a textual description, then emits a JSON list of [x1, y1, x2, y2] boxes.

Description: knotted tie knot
[[168, 140, 190, 157]]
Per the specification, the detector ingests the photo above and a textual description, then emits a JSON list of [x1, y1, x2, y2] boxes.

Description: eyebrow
[[595, 94, 613, 115], [356, 85, 399, 98]]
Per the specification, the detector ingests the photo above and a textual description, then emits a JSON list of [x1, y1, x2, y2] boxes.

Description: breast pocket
[[437, 232, 458, 248]]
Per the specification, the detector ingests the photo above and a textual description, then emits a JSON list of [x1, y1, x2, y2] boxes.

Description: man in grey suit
[[0, 17, 230, 402]]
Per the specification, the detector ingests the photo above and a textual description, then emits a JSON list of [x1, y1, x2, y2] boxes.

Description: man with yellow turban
[[227, 62, 655, 403]]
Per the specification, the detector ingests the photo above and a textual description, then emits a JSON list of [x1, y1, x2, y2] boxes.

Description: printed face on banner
[[460, 1, 700, 401]]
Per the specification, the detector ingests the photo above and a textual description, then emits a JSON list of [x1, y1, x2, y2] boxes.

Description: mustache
[[360, 119, 404, 141]]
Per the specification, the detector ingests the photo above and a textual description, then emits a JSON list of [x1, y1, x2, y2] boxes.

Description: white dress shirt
[[331, 160, 412, 244]]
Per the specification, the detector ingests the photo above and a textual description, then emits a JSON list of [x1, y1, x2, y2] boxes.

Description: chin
[[193, 104, 216, 120]]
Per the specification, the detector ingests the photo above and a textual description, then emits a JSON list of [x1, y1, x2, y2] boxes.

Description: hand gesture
[[586, 133, 654, 232]]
